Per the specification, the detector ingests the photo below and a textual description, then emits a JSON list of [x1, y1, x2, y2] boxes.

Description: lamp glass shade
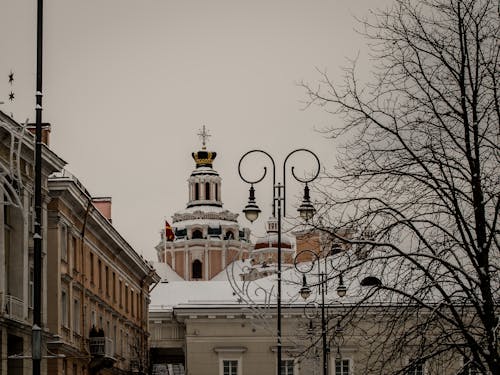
[[337, 284, 347, 298], [243, 204, 260, 223], [299, 285, 311, 300], [298, 201, 315, 221]]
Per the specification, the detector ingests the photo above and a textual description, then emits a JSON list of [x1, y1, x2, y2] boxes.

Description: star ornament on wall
[[8, 72, 14, 84], [9, 91, 15, 101]]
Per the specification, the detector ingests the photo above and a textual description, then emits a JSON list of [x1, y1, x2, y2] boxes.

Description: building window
[[61, 290, 68, 327], [215, 183, 219, 201], [192, 229, 203, 239], [72, 236, 78, 271], [112, 272, 116, 301], [98, 259, 102, 290], [224, 231, 234, 240], [335, 359, 351, 375], [73, 299, 80, 334], [205, 182, 210, 200], [119, 280, 123, 306], [192, 260, 202, 279], [131, 289, 134, 317], [195, 183, 200, 200], [222, 360, 238, 375], [461, 359, 480, 375], [91, 309, 96, 328], [105, 266, 109, 296], [90, 253, 95, 284], [61, 224, 68, 262], [125, 285, 129, 312], [280, 359, 294, 375], [406, 360, 424, 375]]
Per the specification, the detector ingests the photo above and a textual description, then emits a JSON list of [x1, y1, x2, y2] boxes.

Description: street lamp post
[[295, 249, 347, 375], [33, 1, 44, 375], [238, 149, 320, 375]]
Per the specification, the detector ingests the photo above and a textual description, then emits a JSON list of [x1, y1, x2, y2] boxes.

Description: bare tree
[[300, 0, 499, 373]]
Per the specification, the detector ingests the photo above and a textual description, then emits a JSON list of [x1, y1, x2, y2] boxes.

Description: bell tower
[[156, 126, 252, 281]]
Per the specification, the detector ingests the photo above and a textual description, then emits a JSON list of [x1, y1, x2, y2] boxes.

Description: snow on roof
[[173, 219, 240, 229], [151, 261, 184, 282], [150, 249, 473, 313], [254, 233, 294, 246]]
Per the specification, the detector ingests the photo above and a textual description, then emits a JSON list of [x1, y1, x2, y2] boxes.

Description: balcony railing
[[0, 292, 25, 322], [89, 337, 114, 358]]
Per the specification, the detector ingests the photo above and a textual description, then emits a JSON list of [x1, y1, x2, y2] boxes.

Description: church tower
[[155, 127, 252, 280]]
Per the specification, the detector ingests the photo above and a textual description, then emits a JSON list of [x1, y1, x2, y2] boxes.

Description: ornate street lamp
[[295, 249, 347, 375], [238, 148, 320, 375]]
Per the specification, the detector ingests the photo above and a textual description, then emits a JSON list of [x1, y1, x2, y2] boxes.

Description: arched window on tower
[[215, 183, 219, 201], [192, 229, 203, 239], [195, 183, 200, 200], [205, 182, 210, 200], [224, 231, 234, 240], [192, 260, 202, 279]]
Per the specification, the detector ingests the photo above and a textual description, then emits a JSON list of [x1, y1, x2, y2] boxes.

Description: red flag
[[165, 220, 175, 241]]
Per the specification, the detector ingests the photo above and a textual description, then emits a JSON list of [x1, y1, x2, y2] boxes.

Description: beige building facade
[[46, 171, 160, 375]]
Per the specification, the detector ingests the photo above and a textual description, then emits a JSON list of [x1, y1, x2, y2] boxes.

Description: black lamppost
[[295, 249, 347, 375], [238, 149, 320, 375], [33, 1, 44, 375]]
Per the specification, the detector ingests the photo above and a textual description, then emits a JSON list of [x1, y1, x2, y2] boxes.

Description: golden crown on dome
[[192, 125, 217, 167]]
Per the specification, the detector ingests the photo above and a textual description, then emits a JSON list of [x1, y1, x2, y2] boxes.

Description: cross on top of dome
[[197, 125, 211, 150]]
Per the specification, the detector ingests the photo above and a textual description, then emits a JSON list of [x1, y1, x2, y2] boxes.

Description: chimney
[[27, 122, 51, 146], [92, 197, 112, 222]]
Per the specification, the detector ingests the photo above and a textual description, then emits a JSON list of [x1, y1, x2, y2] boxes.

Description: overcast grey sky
[[1, 0, 391, 259]]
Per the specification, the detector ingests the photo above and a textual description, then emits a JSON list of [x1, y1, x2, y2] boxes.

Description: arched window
[[205, 182, 210, 200], [215, 184, 219, 201], [192, 260, 202, 279], [360, 276, 382, 287], [224, 231, 234, 240], [195, 183, 200, 200], [192, 229, 203, 239]]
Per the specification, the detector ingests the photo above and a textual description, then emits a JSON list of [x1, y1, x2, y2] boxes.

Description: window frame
[[406, 359, 425, 375], [219, 358, 241, 375], [61, 288, 69, 328], [280, 358, 295, 375], [334, 357, 353, 375]]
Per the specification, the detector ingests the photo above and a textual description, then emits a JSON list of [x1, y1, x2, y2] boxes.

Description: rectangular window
[[130, 289, 134, 316], [112, 272, 116, 302], [72, 236, 78, 271], [280, 359, 294, 375], [125, 285, 129, 312], [406, 361, 424, 375], [119, 280, 123, 306], [61, 290, 68, 327], [90, 253, 95, 284], [335, 359, 350, 375], [73, 299, 80, 334], [91, 309, 96, 328], [98, 259, 102, 290], [105, 265, 109, 296], [61, 224, 68, 262], [223, 360, 238, 375], [461, 360, 479, 375]]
